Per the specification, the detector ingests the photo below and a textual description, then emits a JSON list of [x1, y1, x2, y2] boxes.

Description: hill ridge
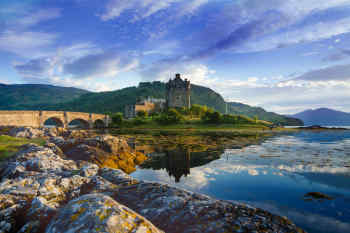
[[0, 81, 303, 126], [291, 108, 350, 126]]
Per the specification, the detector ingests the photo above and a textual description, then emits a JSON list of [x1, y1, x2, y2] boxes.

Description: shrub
[[111, 112, 123, 125], [156, 108, 183, 125], [131, 117, 148, 126], [190, 104, 209, 117], [221, 114, 255, 124], [201, 110, 222, 123], [136, 110, 148, 118]]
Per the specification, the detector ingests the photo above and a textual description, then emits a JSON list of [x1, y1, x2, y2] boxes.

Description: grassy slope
[[0, 135, 46, 160]]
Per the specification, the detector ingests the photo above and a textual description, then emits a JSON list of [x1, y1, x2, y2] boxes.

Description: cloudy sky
[[1, 0, 350, 114]]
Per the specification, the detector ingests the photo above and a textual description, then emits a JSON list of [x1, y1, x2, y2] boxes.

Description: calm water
[[131, 131, 350, 233]]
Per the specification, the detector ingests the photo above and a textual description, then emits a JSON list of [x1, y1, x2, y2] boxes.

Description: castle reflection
[[140, 148, 222, 183]]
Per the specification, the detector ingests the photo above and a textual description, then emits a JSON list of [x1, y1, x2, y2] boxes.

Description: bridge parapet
[[0, 111, 109, 129]]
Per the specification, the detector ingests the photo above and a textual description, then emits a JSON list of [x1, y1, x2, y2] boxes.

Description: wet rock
[[8, 127, 44, 139], [45, 194, 163, 233], [304, 192, 334, 200]]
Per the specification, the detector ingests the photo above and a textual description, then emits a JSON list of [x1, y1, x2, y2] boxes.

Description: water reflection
[[131, 131, 350, 233], [140, 148, 222, 182]]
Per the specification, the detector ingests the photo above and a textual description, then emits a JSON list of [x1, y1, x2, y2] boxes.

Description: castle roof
[[166, 74, 190, 89]]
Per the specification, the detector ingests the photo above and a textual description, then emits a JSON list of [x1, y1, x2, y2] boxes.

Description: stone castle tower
[[166, 74, 191, 109]]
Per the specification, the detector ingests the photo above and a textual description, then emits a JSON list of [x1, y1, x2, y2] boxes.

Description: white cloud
[[12, 8, 61, 28], [13, 46, 140, 91], [0, 8, 61, 58], [63, 51, 139, 79], [100, 0, 207, 21], [0, 30, 58, 57], [238, 16, 350, 53]]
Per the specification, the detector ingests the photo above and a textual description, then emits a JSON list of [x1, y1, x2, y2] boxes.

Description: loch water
[[131, 130, 350, 233]]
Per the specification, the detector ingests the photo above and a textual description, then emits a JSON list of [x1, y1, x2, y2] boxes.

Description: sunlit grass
[[0, 135, 46, 161]]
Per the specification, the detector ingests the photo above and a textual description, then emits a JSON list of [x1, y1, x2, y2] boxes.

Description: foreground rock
[[0, 143, 306, 233], [51, 135, 147, 173], [46, 194, 162, 233], [4, 126, 96, 139], [8, 127, 45, 139]]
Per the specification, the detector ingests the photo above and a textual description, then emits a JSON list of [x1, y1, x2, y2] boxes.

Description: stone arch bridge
[[0, 111, 110, 129]]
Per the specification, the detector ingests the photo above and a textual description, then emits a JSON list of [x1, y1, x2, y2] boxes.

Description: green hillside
[[228, 102, 303, 126], [0, 82, 303, 125], [43, 81, 302, 125], [38, 81, 226, 113], [0, 84, 89, 110]]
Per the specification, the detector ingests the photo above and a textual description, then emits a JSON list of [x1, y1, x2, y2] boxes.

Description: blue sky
[[1, 0, 350, 114]]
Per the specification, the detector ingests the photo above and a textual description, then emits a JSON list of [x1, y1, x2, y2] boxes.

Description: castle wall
[[166, 74, 191, 109], [135, 102, 156, 114]]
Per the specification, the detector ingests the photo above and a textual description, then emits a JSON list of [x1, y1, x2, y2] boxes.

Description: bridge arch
[[94, 119, 105, 128], [43, 117, 64, 128], [0, 111, 109, 129], [68, 118, 90, 129]]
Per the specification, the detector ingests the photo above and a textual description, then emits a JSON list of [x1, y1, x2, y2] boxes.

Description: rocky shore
[[0, 127, 306, 233]]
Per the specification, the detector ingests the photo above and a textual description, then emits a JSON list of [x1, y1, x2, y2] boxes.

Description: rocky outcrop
[[8, 127, 45, 139], [0, 143, 306, 233], [50, 135, 147, 174], [4, 126, 98, 139]]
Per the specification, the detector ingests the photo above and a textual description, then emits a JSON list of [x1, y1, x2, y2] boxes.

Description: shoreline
[[0, 126, 306, 233]]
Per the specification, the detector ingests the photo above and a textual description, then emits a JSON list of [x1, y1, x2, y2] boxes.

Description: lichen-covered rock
[[45, 194, 163, 233], [0, 144, 78, 177], [56, 135, 148, 174], [80, 163, 99, 177], [8, 127, 44, 139]]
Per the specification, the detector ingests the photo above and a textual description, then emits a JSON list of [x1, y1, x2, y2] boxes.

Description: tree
[[111, 112, 123, 125], [201, 110, 221, 123], [254, 115, 258, 124], [156, 108, 183, 125], [136, 110, 147, 118], [190, 104, 208, 117]]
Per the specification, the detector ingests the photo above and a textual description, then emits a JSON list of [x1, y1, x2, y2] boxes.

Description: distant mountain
[[0, 84, 89, 110], [0, 81, 302, 126], [228, 102, 303, 126], [291, 108, 350, 126]]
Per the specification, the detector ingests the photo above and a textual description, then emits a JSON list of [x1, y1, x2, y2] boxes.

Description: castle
[[166, 74, 191, 109], [124, 74, 191, 118]]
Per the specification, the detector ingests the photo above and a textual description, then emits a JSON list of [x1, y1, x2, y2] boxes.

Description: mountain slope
[[42, 81, 227, 113], [291, 108, 350, 126], [0, 81, 303, 125], [228, 102, 303, 126], [0, 84, 89, 110], [43, 81, 302, 125]]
